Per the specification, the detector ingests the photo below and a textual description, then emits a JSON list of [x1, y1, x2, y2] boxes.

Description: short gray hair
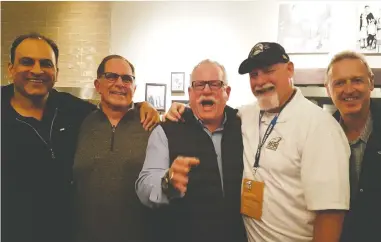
[[190, 59, 228, 86], [325, 50, 374, 84]]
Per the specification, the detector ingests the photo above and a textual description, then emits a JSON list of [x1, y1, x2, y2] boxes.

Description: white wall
[[111, 1, 381, 110]]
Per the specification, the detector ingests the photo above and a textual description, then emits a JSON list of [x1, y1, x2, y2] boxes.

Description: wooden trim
[[293, 68, 381, 87]]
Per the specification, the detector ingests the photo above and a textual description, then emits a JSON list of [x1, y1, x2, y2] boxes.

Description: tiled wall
[[1, 1, 111, 87]]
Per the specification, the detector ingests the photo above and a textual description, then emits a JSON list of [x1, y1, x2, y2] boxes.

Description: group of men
[[160, 42, 380, 242], [1, 32, 380, 242]]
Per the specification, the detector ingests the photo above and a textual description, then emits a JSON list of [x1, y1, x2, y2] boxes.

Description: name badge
[[241, 178, 264, 220]]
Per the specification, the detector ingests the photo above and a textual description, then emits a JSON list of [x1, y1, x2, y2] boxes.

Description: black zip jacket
[[1, 84, 96, 242]]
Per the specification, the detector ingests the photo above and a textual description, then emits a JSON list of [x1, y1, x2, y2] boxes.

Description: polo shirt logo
[[266, 137, 282, 151]]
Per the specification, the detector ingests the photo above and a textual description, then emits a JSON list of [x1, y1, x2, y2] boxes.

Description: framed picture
[[171, 99, 189, 105], [356, 3, 381, 54], [171, 72, 185, 93], [145, 83, 167, 112], [277, 3, 332, 54]]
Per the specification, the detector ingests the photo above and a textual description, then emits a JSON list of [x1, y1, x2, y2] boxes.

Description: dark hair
[[10, 32, 59, 65], [97, 55, 135, 78]]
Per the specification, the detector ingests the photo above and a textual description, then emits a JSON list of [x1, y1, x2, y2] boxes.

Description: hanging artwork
[[277, 3, 332, 53], [356, 3, 381, 54], [145, 83, 167, 112], [171, 72, 185, 93]]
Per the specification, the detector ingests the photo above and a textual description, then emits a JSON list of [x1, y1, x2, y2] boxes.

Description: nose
[[343, 80, 355, 94], [250, 72, 268, 87], [114, 76, 125, 87], [202, 83, 213, 93], [30, 62, 43, 74]]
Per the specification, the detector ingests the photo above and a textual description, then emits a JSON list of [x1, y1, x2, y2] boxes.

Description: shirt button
[[377, 151, 381, 155], [360, 188, 364, 192]]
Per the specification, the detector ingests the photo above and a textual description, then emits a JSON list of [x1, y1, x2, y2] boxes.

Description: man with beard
[[73, 55, 157, 242], [136, 59, 247, 242], [324, 51, 381, 242], [237, 42, 350, 242], [165, 42, 351, 242], [1, 33, 159, 242]]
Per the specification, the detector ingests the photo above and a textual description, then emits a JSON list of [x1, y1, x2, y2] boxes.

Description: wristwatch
[[161, 169, 173, 194]]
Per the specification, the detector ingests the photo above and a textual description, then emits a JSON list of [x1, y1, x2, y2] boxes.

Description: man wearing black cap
[[238, 42, 350, 242]]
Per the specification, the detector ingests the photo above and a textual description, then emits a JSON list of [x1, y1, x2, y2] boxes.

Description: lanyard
[[254, 112, 279, 168], [253, 89, 297, 168]]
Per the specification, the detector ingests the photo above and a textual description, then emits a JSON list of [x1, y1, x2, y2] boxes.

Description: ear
[[8, 62, 14, 78], [287, 62, 295, 79], [54, 67, 59, 84], [369, 75, 375, 91], [188, 87, 192, 99], [224, 86, 231, 100], [94, 79, 101, 93], [324, 82, 332, 98]]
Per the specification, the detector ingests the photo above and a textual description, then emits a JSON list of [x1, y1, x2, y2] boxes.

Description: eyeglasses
[[191, 80, 224, 91], [102, 72, 135, 84]]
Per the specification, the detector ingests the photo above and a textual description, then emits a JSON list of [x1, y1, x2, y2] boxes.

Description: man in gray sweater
[[73, 55, 157, 242]]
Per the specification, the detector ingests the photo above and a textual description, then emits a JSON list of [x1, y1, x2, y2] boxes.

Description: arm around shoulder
[[135, 125, 171, 208]]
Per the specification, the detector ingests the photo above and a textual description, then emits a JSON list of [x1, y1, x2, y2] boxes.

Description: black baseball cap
[[238, 42, 290, 75]]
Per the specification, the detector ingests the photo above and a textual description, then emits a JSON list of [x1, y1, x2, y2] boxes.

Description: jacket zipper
[[111, 125, 116, 151], [15, 108, 58, 159]]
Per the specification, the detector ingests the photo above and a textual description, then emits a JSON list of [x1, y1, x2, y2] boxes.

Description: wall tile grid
[[1, 1, 111, 87]]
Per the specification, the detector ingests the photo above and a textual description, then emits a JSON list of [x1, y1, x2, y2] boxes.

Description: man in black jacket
[[1, 33, 159, 242], [325, 50, 381, 242], [136, 59, 247, 242]]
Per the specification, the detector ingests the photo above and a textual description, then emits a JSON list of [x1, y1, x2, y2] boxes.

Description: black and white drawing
[[357, 4, 381, 53], [278, 3, 332, 53], [145, 83, 167, 112], [171, 72, 185, 93]]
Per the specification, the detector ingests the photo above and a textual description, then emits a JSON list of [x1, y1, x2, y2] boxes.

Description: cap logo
[[250, 43, 264, 57]]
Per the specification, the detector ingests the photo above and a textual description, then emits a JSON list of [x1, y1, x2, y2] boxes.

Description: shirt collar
[[98, 102, 135, 111], [193, 111, 227, 132], [341, 112, 373, 145]]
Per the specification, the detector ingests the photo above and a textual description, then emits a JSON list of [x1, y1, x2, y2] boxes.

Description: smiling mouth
[[343, 97, 359, 102], [28, 79, 45, 83], [110, 91, 127, 96], [255, 86, 275, 95]]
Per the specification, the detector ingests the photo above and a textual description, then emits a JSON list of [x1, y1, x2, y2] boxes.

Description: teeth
[[111, 92, 126, 95], [29, 79, 43, 83], [344, 97, 357, 101], [256, 87, 274, 93]]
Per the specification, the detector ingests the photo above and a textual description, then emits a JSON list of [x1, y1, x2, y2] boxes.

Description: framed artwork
[[356, 3, 381, 54], [171, 72, 185, 93], [171, 99, 189, 105], [277, 3, 332, 54], [145, 83, 167, 112]]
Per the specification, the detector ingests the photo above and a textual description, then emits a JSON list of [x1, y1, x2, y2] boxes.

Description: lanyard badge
[[254, 112, 279, 169]]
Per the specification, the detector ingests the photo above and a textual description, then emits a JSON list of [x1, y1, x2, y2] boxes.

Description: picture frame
[[277, 3, 332, 54], [356, 3, 381, 54], [171, 99, 189, 105], [171, 72, 185, 93], [145, 83, 167, 112]]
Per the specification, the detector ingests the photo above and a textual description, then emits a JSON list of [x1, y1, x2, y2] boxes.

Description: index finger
[[184, 157, 200, 167]]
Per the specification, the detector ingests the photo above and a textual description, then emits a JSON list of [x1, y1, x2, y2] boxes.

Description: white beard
[[257, 92, 280, 111]]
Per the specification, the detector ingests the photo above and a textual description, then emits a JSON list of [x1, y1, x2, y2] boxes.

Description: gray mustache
[[197, 95, 220, 104]]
